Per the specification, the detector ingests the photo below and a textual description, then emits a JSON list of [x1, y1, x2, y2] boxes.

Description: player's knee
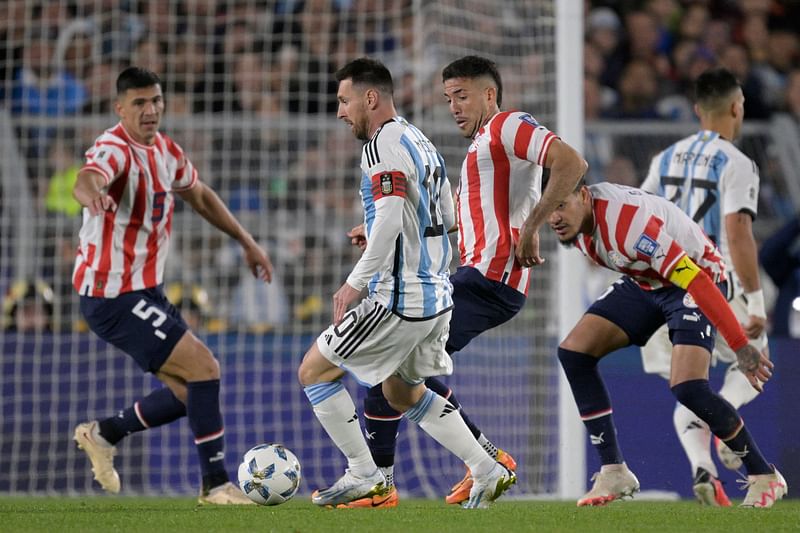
[[193, 343, 220, 380], [670, 378, 711, 407], [557, 346, 598, 371]]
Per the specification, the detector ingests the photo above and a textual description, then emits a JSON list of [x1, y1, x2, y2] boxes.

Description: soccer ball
[[237, 443, 302, 505]]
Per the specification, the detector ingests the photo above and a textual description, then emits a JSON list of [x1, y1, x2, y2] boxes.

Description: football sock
[[477, 434, 499, 460], [671, 379, 771, 475], [98, 388, 186, 445], [186, 379, 228, 489], [558, 347, 624, 465], [719, 363, 759, 409], [304, 381, 376, 478], [406, 389, 495, 478], [673, 402, 717, 477], [364, 384, 403, 469], [425, 377, 482, 440]]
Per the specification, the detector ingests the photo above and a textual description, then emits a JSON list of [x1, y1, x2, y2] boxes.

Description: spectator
[[2, 279, 54, 333], [719, 43, 770, 119], [604, 60, 661, 119], [45, 139, 82, 216], [784, 69, 800, 120]]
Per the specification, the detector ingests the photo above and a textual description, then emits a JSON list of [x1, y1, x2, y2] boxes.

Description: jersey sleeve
[[165, 137, 198, 191], [81, 140, 128, 186], [625, 213, 687, 279], [501, 112, 557, 167], [720, 156, 759, 217], [640, 153, 662, 194], [346, 143, 411, 290]]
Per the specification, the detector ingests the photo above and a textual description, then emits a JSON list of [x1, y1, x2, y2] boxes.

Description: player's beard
[[354, 116, 370, 141]]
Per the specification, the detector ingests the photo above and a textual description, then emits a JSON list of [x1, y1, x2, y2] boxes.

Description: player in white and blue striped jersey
[[297, 58, 514, 510], [640, 68, 768, 506]]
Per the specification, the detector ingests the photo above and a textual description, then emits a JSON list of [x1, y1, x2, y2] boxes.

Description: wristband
[[744, 289, 766, 319]]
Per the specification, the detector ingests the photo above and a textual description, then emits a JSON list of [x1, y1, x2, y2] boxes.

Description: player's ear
[[366, 88, 379, 110]]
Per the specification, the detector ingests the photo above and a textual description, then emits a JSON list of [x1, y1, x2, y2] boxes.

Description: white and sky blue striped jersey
[[641, 129, 759, 287], [345, 116, 454, 320]]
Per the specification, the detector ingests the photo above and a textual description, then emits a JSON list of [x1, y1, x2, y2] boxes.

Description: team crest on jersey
[[634, 234, 659, 257], [682, 293, 699, 309], [519, 113, 539, 127], [380, 173, 394, 194]]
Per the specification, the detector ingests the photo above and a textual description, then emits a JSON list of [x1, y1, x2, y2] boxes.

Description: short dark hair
[[442, 55, 503, 107], [694, 67, 740, 110], [335, 57, 393, 96], [116, 66, 161, 95]]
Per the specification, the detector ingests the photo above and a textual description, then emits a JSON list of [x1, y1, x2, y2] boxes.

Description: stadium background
[[0, 0, 798, 500]]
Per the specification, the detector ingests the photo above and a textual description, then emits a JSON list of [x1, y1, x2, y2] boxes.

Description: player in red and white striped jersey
[[547, 180, 785, 508], [355, 55, 588, 505], [71, 67, 273, 505]]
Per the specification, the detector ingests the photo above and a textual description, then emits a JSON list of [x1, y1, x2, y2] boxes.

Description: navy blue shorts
[[80, 285, 189, 373], [587, 276, 725, 353], [446, 266, 527, 354]]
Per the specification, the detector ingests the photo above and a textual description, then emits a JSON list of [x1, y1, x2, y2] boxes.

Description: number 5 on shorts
[[132, 299, 168, 339]]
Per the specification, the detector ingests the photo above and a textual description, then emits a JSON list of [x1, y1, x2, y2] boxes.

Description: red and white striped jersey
[[456, 110, 557, 295], [72, 123, 198, 298], [574, 183, 727, 290]]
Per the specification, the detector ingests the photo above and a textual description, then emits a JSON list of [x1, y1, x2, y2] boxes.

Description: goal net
[[0, 0, 565, 498]]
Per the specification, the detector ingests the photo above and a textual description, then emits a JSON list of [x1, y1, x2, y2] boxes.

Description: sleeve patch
[[634, 234, 659, 257], [370, 171, 406, 199], [519, 113, 539, 127]]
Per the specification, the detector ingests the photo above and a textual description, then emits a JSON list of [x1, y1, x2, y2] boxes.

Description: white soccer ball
[[237, 443, 302, 506]]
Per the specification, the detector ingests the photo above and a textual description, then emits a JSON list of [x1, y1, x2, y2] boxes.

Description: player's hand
[[243, 243, 273, 283], [735, 344, 773, 392], [742, 314, 766, 339], [347, 224, 367, 252], [515, 223, 545, 268], [332, 282, 360, 325], [87, 194, 117, 216]]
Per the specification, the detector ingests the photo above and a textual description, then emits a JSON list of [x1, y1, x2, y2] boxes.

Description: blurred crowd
[[1, 0, 800, 335], [584, 0, 800, 121]]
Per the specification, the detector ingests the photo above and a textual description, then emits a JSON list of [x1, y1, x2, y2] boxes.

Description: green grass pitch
[[1, 497, 799, 533]]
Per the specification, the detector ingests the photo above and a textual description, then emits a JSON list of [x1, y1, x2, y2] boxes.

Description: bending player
[[548, 179, 785, 508], [348, 55, 586, 505], [640, 67, 768, 505]]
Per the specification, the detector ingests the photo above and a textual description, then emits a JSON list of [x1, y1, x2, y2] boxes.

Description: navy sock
[[558, 347, 623, 465], [186, 379, 228, 489], [425, 377, 482, 440], [363, 385, 403, 468], [98, 388, 186, 445], [671, 379, 772, 475]]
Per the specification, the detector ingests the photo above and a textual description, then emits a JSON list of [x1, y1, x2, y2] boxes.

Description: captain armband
[[667, 255, 701, 289]]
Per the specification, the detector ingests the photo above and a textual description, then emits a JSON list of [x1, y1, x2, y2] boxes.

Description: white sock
[[406, 390, 495, 478], [719, 364, 759, 409], [305, 383, 376, 478], [673, 402, 716, 478], [477, 434, 499, 459]]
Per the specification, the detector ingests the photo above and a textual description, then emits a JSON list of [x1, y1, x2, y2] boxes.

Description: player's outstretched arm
[[178, 182, 273, 282], [516, 139, 587, 267], [72, 169, 117, 216]]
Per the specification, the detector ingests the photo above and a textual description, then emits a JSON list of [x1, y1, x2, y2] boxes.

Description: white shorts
[[316, 296, 453, 387], [641, 293, 769, 380]]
